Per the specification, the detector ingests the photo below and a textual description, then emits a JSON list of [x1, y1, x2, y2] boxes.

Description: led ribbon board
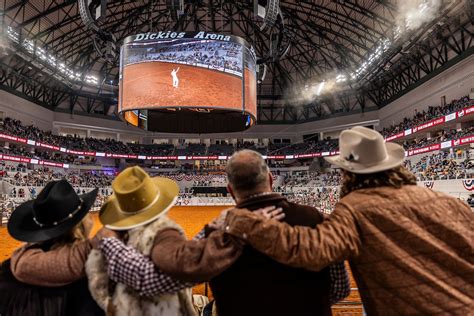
[[119, 31, 257, 133]]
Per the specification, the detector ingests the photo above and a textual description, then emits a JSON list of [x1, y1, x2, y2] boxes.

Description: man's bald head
[[226, 149, 271, 197]]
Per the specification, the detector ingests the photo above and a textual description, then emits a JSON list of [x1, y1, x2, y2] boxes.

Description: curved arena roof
[[0, 0, 472, 123]]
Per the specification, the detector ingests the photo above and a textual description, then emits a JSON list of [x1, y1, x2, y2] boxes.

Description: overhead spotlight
[[315, 82, 325, 96], [6, 25, 100, 86], [335, 74, 347, 83]]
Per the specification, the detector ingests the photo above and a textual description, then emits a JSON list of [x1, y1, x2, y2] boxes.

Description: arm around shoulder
[[151, 228, 244, 283], [10, 240, 92, 287], [225, 203, 361, 271]]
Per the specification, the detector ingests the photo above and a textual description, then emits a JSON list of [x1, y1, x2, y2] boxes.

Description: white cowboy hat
[[325, 126, 405, 174]]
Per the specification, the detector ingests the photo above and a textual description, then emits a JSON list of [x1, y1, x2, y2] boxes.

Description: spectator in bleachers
[[382, 95, 471, 137]]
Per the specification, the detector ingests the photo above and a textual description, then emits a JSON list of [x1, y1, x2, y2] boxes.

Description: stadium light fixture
[[349, 38, 391, 80], [286, 0, 441, 105], [315, 81, 325, 96], [343, 0, 439, 83], [6, 26, 99, 86], [335, 74, 347, 83]]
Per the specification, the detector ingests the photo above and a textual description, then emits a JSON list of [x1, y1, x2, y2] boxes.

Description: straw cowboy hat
[[325, 126, 405, 174], [8, 180, 98, 242], [100, 166, 179, 230]]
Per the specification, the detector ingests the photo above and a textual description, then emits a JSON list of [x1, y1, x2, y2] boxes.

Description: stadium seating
[[382, 96, 471, 137]]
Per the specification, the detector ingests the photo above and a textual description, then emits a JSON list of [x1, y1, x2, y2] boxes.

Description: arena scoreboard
[[118, 31, 257, 133]]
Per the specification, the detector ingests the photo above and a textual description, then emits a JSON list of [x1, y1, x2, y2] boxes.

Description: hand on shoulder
[[90, 227, 120, 249]]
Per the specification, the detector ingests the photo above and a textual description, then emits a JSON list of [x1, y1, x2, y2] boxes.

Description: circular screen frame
[[118, 31, 257, 133]]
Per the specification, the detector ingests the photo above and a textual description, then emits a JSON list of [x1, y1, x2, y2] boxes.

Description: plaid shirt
[[100, 228, 350, 302]]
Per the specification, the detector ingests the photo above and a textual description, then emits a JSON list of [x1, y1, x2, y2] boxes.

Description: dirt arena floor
[[0, 206, 362, 315], [122, 62, 244, 110]]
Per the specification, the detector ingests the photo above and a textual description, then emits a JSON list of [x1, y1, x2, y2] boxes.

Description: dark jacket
[[210, 193, 332, 316], [0, 257, 103, 316]]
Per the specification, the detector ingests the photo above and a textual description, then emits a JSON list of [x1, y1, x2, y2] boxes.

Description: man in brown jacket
[[223, 126, 474, 315], [152, 149, 350, 316]]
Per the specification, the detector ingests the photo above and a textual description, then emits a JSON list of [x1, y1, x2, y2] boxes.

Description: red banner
[[0, 154, 67, 167], [412, 117, 445, 133], [266, 155, 286, 160], [462, 105, 474, 116], [459, 135, 474, 145], [40, 161, 65, 168], [0, 133, 27, 144], [105, 153, 138, 159], [0, 154, 31, 163], [67, 149, 96, 156], [407, 143, 442, 156], [189, 156, 219, 160], [36, 142, 60, 151], [386, 132, 404, 142], [384, 103, 474, 141], [147, 156, 178, 160], [0, 124, 473, 164], [294, 153, 314, 159]]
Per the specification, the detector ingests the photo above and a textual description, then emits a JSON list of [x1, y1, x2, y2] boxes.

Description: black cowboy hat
[[8, 180, 98, 242]]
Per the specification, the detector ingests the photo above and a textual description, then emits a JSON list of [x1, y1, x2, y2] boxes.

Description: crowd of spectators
[[404, 150, 473, 180], [129, 143, 174, 156], [175, 143, 207, 156], [3, 114, 474, 165], [192, 175, 227, 187], [0, 165, 114, 188], [235, 141, 268, 155], [268, 139, 339, 156], [403, 126, 474, 150], [0, 144, 98, 165], [283, 187, 340, 214], [0, 199, 15, 226], [382, 95, 472, 137], [0, 143, 472, 221], [279, 170, 341, 188], [1, 117, 132, 153], [126, 42, 242, 74], [208, 143, 234, 156]]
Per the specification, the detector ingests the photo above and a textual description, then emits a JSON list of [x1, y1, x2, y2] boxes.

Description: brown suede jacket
[[225, 185, 474, 315], [151, 228, 244, 283], [152, 193, 336, 316], [10, 240, 92, 287]]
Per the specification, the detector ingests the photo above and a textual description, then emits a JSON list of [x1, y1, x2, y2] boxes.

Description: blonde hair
[[48, 214, 92, 249], [340, 165, 417, 198]]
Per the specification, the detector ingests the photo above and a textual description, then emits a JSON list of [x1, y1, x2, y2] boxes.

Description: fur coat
[[85, 215, 196, 316]]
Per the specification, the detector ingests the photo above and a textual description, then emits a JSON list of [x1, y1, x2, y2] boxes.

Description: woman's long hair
[[45, 214, 92, 249], [340, 165, 417, 198]]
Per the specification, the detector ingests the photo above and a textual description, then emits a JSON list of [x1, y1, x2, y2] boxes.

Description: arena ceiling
[[0, 0, 473, 124]]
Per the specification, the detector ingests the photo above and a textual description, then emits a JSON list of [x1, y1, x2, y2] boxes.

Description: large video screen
[[119, 32, 257, 129], [123, 110, 148, 129]]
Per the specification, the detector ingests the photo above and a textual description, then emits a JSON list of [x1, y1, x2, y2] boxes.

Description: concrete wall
[[0, 91, 54, 131], [53, 112, 145, 137]]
